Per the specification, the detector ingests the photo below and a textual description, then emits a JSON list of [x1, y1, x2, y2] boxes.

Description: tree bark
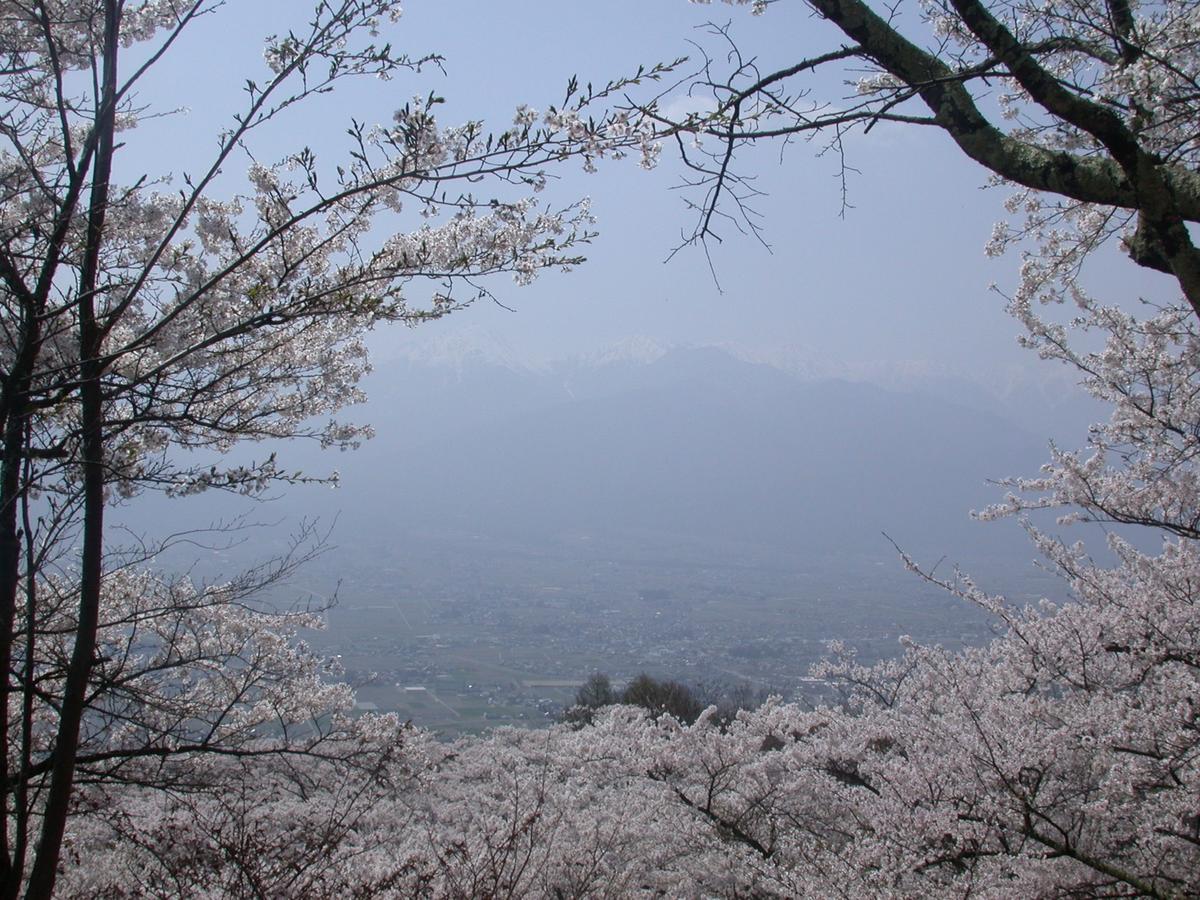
[[804, 0, 1200, 244], [23, 2, 119, 896]]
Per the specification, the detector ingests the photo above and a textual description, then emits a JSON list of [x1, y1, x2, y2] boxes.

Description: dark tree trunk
[[23, 3, 120, 896]]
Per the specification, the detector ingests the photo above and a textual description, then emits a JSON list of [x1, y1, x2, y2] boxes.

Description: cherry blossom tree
[[589, 0, 1200, 894], [651, 0, 1200, 313], [0, 2, 667, 895]]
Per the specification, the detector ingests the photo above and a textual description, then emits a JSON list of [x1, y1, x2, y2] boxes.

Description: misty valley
[[160, 339, 1085, 735], [308, 529, 1058, 735]]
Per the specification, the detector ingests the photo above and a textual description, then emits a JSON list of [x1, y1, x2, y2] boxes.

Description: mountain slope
[[328, 347, 1048, 565]]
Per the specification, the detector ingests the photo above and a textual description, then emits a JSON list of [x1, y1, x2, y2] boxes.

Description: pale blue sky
[[124, 0, 1173, 379]]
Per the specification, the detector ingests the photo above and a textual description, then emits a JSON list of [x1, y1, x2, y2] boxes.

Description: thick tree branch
[[805, 0, 1199, 222], [945, 0, 1200, 312]]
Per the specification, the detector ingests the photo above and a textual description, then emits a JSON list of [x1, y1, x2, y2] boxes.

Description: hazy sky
[[127, 0, 1174, 378]]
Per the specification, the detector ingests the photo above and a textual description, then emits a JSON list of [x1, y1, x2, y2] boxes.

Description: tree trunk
[[23, 3, 119, 896]]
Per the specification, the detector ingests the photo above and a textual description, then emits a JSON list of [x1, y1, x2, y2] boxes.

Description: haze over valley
[[146, 335, 1092, 734]]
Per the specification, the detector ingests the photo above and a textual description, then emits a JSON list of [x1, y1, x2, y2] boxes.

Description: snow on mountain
[[365, 330, 1095, 444], [572, 334, 669, 368]]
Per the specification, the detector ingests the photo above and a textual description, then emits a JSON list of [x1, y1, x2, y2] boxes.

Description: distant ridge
[[375, 330, 1096, 442], [317, 344, 1063, 567]]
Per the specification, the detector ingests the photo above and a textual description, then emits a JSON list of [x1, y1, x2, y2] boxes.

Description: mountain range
[[281, 338, 1091, 568]]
